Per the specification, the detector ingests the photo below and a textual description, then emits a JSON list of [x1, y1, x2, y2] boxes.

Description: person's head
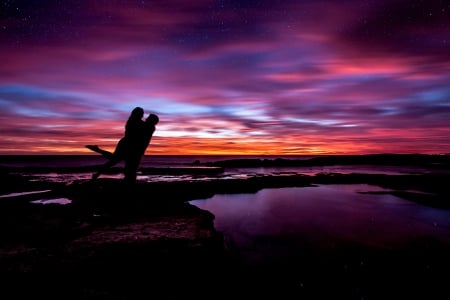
[[146, 114, 159, 125], [130, 107, 144, 120]]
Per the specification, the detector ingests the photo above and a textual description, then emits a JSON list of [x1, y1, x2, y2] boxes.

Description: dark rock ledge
[[1, 171, 450, 298]]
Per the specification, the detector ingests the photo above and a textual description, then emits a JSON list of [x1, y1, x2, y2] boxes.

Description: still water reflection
[[190, 184, 450, 264]]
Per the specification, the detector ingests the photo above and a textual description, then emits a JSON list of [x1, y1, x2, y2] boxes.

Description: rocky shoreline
[[1, 162, 450, 298]]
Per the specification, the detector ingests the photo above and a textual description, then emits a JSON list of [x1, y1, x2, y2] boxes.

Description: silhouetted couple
[[86, 107, 159, 185]]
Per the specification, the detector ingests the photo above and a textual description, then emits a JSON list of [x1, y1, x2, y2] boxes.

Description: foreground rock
[[0, 176, 238, 297], [1, 171, 450, 298]]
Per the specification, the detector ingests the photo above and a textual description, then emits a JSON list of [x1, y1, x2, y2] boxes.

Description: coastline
[[1, 155, 450, 298]]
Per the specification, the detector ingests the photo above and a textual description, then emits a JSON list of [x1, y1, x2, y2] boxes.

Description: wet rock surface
[[1, 167, 450, 298]]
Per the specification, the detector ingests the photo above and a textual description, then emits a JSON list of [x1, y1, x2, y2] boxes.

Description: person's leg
[[92, 154, 124, 179], [123, 154, 142, 186], [92, 160, 116, 179], [85, 145, 114, 160], [89, 138, 128, 179]]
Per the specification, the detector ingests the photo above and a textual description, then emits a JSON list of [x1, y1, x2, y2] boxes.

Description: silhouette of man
[[123, 113, 159, 185]]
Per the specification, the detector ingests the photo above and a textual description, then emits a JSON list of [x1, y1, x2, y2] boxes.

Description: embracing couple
[[86, 106, 159, 185]]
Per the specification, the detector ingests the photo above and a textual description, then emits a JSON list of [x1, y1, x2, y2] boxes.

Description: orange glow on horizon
[[0, 135, 444, 156]]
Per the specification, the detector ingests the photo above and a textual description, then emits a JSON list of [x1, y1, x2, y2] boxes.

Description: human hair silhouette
[[85, 107, 158, 183], [86, 106, 144, 161]]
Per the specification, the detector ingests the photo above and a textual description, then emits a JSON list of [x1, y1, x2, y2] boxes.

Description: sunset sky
[[1, 0, 449, 155]]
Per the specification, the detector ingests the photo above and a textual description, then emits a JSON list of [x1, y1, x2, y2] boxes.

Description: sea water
[[0, 154, 437, 184], [190, 184, 450, 265]]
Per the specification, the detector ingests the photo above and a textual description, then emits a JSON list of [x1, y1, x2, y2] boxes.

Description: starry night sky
[[1, 0, 449, 155]]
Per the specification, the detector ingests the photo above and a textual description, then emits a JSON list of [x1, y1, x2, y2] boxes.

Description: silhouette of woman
[[86, 106, 145, 179]]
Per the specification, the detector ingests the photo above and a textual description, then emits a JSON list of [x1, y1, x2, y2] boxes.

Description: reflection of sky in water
[[31, 198, 72, 205], [190, 184, 450, 264], [24, 170, 258, 183], [20, 164, 435, 184], [0, 190, 51, 198], [0, 189, 72, 205], [231, 165, 435, 176]]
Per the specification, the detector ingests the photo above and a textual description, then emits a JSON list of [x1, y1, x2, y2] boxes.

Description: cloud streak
[[1, 0, 449, 155]]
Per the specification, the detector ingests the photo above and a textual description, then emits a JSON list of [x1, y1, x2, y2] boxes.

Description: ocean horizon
[[0, 152, 447, 168], [0, 153, 316, 166], [1, 153, 448, 187], [0, 154, 321, 186]]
